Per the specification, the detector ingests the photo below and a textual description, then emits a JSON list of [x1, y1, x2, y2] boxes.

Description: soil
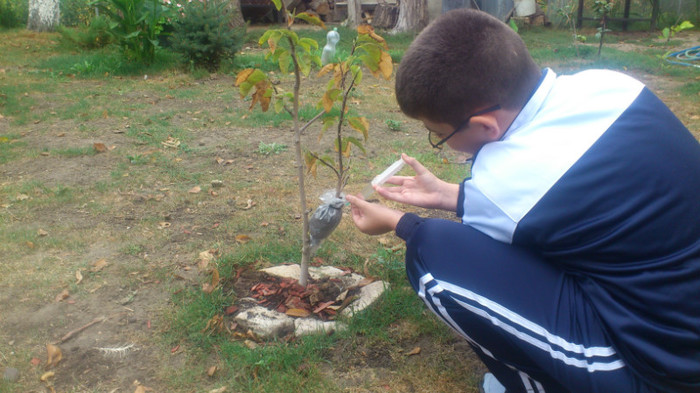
[[0, 28, 698, 393]]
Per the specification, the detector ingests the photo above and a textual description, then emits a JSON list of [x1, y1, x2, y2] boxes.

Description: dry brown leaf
[[209, 387, 227, 393], [357, 277, 375, 287], [188, 186, 201, 194], [158, 221, 171, 229], [16, 194, 29, 201], [198, 250, 215, 270], [207, 365, 218, 377], [285, 308, 311, 318], [39, 371, 55, 382], [211, 268, 220, 288], [46, 344, 63, 367], [161, 136, 181, 148], [235, 234, 251, 244], [93, 143, 108, 153], [37, 228, 48, 237], [55, 289, 69, 302], [406, 346, 421, 356], [75, 270, 83, 285], [91, 258, 108, 272], [235, 68, 254, 86]]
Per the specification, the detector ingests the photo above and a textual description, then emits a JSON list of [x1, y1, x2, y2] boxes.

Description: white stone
[[234, 304, 294, 339], [294, 319, 346, 337], [341, 281, 389, 316], [261, 264, 365, 287]]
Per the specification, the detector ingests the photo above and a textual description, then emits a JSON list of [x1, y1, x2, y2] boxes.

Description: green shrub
[[60, 0, 95, 26], [92, 0, 170, 63], [57, 15, 113, 48], [0, 0, 27, 28], [170, 0, 244, 72]]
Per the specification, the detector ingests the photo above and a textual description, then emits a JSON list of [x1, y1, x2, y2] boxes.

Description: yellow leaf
[[379, 51, 393, 80], [188, 186, 201, 194], [235, 234, 251, 244], [321, 90, 334, 113], [46, 344, 62, 367], [207, 366, 218, 377], [357, 24, 373, 35], [370, 31, 389, 50], [55, 289, 69, 302], [285, 308, 310, 317], [211, 268, 220, 288], [406, 346, 421, 356], [317, 63, 334, 77], [40, 371, 55, 382], [198, 250, 215, 270], [37, 228, 48, 237], [91, 258, 108, 272], [75, 270, 83, 285], [235, 68, 254, 86]]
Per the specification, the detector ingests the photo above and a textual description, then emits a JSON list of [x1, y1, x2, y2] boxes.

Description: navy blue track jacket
[[452, 69, 700, 392]]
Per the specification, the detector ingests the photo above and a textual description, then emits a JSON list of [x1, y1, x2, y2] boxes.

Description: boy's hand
[[345, 194, 404, 235], [375, 153, 459, 212]]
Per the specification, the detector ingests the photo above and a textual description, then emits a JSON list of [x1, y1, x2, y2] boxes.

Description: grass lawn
[[0, 23, 698, 393]]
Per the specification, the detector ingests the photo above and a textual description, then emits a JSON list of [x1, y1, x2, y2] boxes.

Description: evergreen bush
[[57, 15, 113, 48], [170, 0, 244, 72], [0, 0, 28, 28]]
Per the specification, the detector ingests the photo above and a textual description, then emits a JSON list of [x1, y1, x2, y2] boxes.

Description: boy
[[345, 9, 700, 393]]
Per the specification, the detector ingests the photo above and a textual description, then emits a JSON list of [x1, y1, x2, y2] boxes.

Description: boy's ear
[[470, 114, 503, 142]]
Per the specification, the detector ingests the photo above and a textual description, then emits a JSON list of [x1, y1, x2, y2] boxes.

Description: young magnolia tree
[[235, 2, 392, 286]]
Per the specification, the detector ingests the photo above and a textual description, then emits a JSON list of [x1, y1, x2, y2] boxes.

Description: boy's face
[[420, 105, 504, 154], [421, 118, 490, 155]]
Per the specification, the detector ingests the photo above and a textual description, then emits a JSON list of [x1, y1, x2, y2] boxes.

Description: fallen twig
[[56, 316, 106, 344]]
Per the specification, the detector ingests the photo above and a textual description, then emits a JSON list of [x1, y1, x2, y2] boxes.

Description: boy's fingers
[[401, 153, 429, 176]]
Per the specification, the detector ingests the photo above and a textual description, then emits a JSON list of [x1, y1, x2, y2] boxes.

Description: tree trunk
[[373, 3, 399, 28], [27, 0, 60, 32], [225, 0, 245, 28], [347, 0, 362, 27], [391, 0, 427, 33]]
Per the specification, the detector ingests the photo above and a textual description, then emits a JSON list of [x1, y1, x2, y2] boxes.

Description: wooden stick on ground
[[56, 316, 107, 344]]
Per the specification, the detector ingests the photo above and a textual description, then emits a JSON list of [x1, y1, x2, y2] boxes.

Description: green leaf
[[258, 29, 274, 46], [347, 116, 369, 140], [274, 98, 285, 113], [297, 52, 311, 76], [247, 69, 268, 85], [350, 65, 363, 85], [279, 29, 299, 45], [270, 0, 282, 11], [278, 50, 291, 74], [345, 136, 366, 154], [360, 54, 379, 72], [238, 81, 254, 97], [294, 12, 326, 28], [298, 37, 319, 53], [358, 43, 381, 63]]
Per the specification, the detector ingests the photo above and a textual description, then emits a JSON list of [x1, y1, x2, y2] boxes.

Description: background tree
[[27, 0, 59, 31], [347, 0, 362, 27], [391, 0, 427, 33]]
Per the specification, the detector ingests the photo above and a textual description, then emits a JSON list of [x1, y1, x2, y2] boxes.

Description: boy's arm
[[374, 154, 460, 212]]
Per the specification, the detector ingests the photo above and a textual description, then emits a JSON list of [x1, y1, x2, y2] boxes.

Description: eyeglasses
[[428, 104, 501, 149]]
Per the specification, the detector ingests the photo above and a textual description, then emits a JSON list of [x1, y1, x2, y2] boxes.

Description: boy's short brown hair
[[395, 9, 541, 127]]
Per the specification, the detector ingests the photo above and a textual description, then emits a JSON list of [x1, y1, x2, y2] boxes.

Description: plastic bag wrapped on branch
[[309, 190, 346, 255]]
